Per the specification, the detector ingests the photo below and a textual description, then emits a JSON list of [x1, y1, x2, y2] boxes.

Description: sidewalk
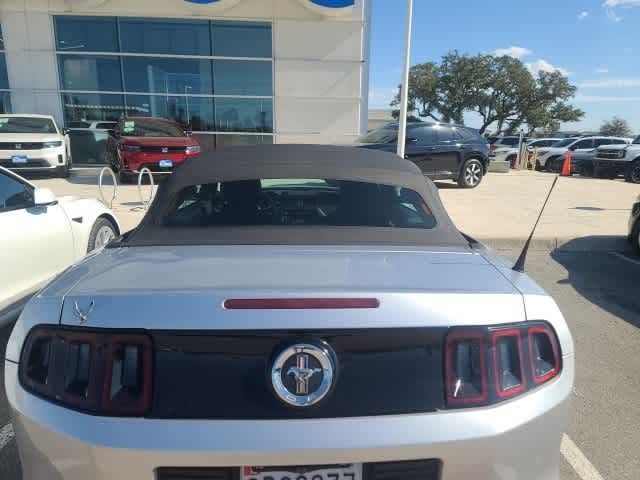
[[32, 168, 638, 252]]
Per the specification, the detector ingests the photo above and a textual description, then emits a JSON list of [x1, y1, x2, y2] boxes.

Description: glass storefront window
[[212, 22, 272, 58], [213, 60, 272, 96], [119, 18, 211, 56], [215, 134, 274, 147], [123, 57, 213, 95], [58, 55, 123, 91], [126, 95, 215, 132], [215, 98, 273, 133], [54, 17, 119, 52], [62, 93, 125, 123], [0, 54, 8, 90], [0, 92, 11, 114]]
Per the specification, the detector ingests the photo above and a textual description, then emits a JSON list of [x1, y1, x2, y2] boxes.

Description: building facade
[[0, 0, 370, 159]]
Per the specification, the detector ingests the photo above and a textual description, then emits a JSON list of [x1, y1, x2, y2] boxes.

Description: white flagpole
[[397, 0, 414, 158]]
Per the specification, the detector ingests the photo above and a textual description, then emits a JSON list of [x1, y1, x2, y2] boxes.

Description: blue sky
[[368, 0, 640, 133]]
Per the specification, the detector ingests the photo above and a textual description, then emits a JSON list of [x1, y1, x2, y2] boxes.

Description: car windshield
[[164, 178, 437, 229], [122, 119, 185, 137], [358, 127, 398, 144], [633, 136, 640, 145], [551, 138, 578, 148], [0, 117, 57, 134]]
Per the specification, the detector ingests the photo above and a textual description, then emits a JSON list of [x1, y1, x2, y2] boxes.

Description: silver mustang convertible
[[5, 145, 573, 480]]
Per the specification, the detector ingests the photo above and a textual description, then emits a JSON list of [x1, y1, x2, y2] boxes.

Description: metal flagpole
[[397, 0, 414, 158]]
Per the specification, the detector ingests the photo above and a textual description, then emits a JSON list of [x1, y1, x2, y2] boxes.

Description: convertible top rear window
[[164, 179, 437, 229]]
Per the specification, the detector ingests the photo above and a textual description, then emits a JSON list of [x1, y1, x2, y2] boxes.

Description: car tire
[[632, 220, 640, 255], [56, 164, 70, 178], [87, 217, 118, 253], [625, 160, 640, 184], [457, 158, 484, 188], [535, 160, 543, 171]]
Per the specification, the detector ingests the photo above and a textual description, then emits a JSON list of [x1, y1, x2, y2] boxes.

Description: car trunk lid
[[60, 245, 525, 330]]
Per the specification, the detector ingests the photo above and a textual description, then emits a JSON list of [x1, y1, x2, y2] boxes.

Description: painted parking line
[[561, 433, 605, 480], [610, 252, 640, 267], [0, 423, 14, 452]]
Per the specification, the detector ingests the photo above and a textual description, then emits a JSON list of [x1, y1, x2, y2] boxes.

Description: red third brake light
[[223, 298, 380, 309], [445, 322, 562, 409]]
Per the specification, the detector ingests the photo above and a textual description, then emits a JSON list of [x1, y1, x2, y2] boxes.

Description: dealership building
[[0, 0, 371, 158]]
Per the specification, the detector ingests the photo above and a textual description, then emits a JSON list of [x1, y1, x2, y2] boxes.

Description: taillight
[[19, 327, 153, 416], [445, 322, 561, 408]]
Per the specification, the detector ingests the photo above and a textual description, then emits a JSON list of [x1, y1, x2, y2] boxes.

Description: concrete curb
[[477, 236, 633, 253]]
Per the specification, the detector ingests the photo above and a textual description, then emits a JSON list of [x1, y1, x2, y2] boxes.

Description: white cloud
[[493, 46, 532, 59], [594, 67, 609, 74], [578, 11, 589, 19], [605, 8, 623, 21], [579, 77, 640, 88], [526, 59, 569, 77], [603, 0, 640, 6], [575, 94, 640, 103]]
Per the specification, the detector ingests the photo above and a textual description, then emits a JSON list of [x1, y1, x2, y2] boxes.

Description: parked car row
[[1, 114, 202, 183]]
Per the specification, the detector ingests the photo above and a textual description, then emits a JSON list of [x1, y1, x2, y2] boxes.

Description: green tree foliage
[[390, 52, 584, 134], [599, 117, 632, 137]]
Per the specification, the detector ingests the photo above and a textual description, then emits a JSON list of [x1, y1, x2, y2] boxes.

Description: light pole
[[397, 0, 414, 159], [184, 85, 192, 126]]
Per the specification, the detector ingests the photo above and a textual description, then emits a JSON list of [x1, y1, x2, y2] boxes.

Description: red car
[[105, 117, 201, 184]]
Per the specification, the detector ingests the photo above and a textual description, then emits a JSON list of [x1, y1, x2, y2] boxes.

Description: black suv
[[358, 122, 490, 188]]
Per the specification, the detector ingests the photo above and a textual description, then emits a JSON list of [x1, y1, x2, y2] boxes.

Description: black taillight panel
[[19, 327, 153, 417], [445, 321, 562, 409]]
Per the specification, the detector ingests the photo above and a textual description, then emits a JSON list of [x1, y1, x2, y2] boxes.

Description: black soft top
[[122, 144, 467, 247]]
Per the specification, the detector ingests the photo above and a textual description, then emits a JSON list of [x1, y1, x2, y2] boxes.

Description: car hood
[[120, 136, 196, 147], [596, 144, 629, 151], [47, 245, 527, 330], [0, 133, 63, 143]]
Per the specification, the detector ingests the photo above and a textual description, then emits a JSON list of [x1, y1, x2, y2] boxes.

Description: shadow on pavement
[[432, 181, 459, 189], [552, 236, 640, 329]]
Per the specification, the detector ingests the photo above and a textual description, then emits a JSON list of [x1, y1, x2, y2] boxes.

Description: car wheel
[[626, 160, 640, 184], [593, 165, 604, 178], [535, 160, 542, 171], [458, 158, 484, 188], [87, 217, 118, 253], [632, 220, 640, 255], [506, 154, 517, 168], [56, 164, 70, 178]]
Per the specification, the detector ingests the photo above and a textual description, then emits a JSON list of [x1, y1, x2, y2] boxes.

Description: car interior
[[164, 179, 437, 229]]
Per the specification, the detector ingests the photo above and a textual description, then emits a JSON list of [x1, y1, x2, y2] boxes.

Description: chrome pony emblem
[[73, 300, 95, 324], [271, 343, 334, 407], [287, 354, 321, 394]]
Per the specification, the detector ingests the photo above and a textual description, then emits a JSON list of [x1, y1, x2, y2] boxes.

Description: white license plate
[[11, 155, 28, 164], [159, 159, 173, 168], [242, 464, 363, 480]]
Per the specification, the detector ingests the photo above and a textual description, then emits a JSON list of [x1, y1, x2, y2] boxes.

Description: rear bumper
[[593, 159, 628, 173], [6, 355, 573, 480]]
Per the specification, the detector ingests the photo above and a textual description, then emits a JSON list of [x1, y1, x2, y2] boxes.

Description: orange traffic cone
[[560, 151, 572, 176]]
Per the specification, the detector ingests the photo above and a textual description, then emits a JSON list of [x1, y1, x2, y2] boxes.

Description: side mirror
[[33, 188, 57, 207]]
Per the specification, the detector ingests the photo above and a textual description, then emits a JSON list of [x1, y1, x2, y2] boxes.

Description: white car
[[0, 166, 120, 325], [494, 138, 561, 165], [536, 136, 630, 170], [0, 114, 72, 178]]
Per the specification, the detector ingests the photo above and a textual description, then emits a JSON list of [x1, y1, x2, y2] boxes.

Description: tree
[[389, 52, 583, 135], [600, 117, 632, 137], [390, 62, 440, 121]]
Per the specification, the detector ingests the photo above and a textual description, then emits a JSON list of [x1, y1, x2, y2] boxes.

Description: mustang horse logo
[[287, 354, 321, 395]]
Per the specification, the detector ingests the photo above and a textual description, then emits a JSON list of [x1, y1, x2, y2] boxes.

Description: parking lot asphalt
[[1, 248, 639, 480]]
